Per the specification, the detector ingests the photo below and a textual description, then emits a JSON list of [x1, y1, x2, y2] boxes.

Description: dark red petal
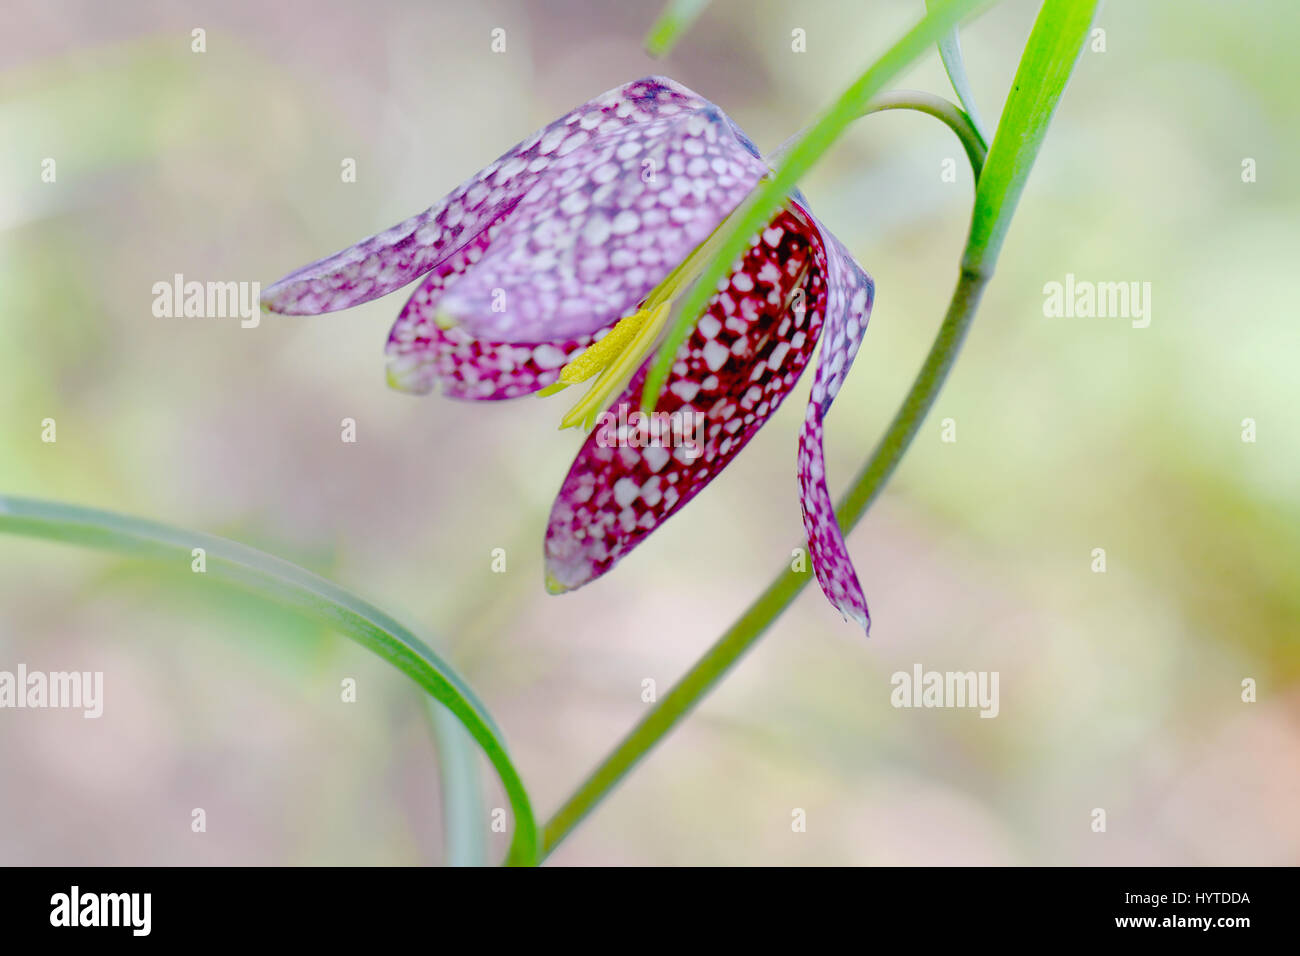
[[544, 205, 827, 590]]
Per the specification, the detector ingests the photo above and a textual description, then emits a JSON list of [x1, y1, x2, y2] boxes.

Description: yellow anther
[[538, 308, 653, 397], [556, 300, 672, 430], [540, 209, 742, 431]]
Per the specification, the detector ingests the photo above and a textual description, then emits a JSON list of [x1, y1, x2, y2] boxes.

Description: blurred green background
[[1, 0, 1296, 865]]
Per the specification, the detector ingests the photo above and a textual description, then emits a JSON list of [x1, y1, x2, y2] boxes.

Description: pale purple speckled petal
[[384, 220, 612, 400], [262, 76, 721, 317], [797, 221, 875, 633], [437, 104, 769, 343]]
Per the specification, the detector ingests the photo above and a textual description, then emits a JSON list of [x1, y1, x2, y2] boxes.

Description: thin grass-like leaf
[[644, 0, 712, 57], [963, 0, 1098, 275], [0, 495, 538, 866], [927, 0, 989, 141]]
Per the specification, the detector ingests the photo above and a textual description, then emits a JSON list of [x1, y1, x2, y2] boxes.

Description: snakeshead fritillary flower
[[262, 77, 875, 632]]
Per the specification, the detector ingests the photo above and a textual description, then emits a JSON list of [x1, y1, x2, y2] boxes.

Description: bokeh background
[[1, 0, 1296, 865]]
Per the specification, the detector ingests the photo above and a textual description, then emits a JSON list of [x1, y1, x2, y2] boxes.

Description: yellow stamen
[[536, 308, 654, 397], [543, 211, 741, 431], [557, 300, 672, 431]]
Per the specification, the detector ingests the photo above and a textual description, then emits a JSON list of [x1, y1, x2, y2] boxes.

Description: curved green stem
[[540, 101, 989, 861], [541, 268, 986, 859], [769, 90, 985, 176], [542, 0, 1096, 862], [0, 496, 539, 866], [862, 90, 987, 177]]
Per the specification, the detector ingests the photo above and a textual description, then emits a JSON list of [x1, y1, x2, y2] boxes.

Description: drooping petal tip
[[796, 231, 874, 637], [543, 567, 571, 596]]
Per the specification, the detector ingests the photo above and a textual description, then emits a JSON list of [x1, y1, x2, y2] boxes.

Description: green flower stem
[[542, 0, 1097, 862], [861, 90, 987, 181], [540, 105, 989, 862], [542, 269, 987, 860]]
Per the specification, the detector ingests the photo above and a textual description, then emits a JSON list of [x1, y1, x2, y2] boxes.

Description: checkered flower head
[[263, 77, 875, 632]]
